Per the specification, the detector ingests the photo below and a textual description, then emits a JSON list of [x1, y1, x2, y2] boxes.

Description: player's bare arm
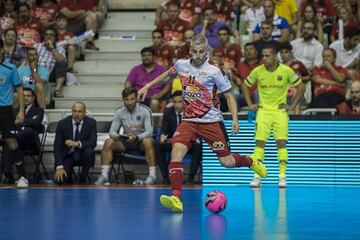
[[279, 80, 305, 111], [241, 81, 258, 111], [223, 90, 239, 134]]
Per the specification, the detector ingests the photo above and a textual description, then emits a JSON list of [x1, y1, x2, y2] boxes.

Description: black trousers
[[311, 92, 345, 109], [157, 141, 202, 181], [60, 148, 95, 183], [2, 128, 39, 176]]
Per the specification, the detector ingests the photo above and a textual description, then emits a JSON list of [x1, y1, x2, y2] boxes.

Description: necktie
[[177, 113, 182, 126], [73, 122, 80, 161]]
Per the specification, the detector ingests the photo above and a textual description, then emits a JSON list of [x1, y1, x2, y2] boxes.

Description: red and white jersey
[[169, 58, 232, 123]]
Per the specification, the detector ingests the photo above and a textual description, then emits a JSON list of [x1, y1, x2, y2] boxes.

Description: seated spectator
[[311, 48, 347, 108], [274, 0, 299, 26], [336, 80, 360, 115], [95, 87, 157, 185], [3, 28, 27, 66], [157, 91, 202, 184], [213, 26, 241, 73], [156, 2, 191, 47], [300, 0, 336, 42], [194, 7, 232, 48], [151, 29, 175, 69], [295, 4, 324, 43], [244, 0, 265, 35], [0, 0, 17, 34], [15, 3, 43, 47], [17, 47, 49, 109], [59, 0, 105, 50], [3, 88, 44, 187], [253, 20, 281, 60], [125, 47, 170, 113], [235, 42, 262, 109], [291, 21, 323, 71], [349, 0, 360, 24], [330, 4, 359, 42], [330, 27, 360, 82], [155, 0, 201, 28], [33, 0, 58, 28], [201, 0, 235, 25], [240, 0, 253, 14], [56, 14, 77, 73], [279, 42, 311, 114], [54, 101, 97, 184], [34, 27, 67, 98], [252, 0, 290, 43], [175, 29, 194, 60]]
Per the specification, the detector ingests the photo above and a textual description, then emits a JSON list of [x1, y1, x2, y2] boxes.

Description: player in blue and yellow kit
[[0, 39, 27, 188], [241, 44, 305, 188]]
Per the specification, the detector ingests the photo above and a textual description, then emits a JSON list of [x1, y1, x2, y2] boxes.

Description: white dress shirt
[[291, 38, 324, 70], [330, 39, 360, 68]]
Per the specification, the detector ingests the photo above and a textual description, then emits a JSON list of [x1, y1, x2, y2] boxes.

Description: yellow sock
[[253, 147, 265, 178], [278, 148, 288, 178]]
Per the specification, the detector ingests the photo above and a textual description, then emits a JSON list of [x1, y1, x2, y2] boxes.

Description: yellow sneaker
[[160, 195, 183, 213], [249, 156, 267, 178]]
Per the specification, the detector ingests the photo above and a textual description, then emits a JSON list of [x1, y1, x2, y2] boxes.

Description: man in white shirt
[[291, 21, 323, 71], [330, 27, 360, 81]]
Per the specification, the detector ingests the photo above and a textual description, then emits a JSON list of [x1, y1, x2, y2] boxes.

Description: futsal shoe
[[249, 156, 267, 178], [144, 175, 156, 185], [279, 177, 287, 188], [95, 175, 110, 185], [16, 176, 29, 188], [160, 195, 183, 213], [249, 177, 261, 188]]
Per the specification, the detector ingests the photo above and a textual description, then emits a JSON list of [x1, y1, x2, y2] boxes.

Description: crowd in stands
[[0, 0, 106, 100], [1, 0, 359, 187]]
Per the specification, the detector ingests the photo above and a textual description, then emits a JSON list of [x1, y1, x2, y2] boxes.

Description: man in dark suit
[[3, 88, 44, 187], [158, 91, 202, 184], [54, 101, 97, 184]]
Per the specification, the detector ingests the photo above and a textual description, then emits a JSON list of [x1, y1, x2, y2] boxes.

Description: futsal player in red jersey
[[138, 34, 267, 212]]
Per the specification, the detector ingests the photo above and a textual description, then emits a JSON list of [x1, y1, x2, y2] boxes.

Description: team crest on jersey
[[212, 141, 225, 150], [0, 76, 5, 83], [230, 50, 236, 56], [186, 3, 191, 7], [277, 75, 283, 81]]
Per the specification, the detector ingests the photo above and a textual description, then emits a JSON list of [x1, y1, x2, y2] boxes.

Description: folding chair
[[0, 125, 49, 183], [110, 150, 146, 183], [26, 124, 50, 183]]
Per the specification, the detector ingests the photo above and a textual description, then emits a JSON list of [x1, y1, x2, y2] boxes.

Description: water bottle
[[248, 110, 256, 123]]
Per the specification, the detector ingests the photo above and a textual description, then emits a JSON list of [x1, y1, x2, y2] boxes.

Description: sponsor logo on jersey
[[212, 141, 225, 150], [277, 75, 283, 81], [173, 131, 180, 137], [199, 71, 208, 77]]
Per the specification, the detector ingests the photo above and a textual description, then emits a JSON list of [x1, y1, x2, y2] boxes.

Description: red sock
[[169, 162, 184, 199], [232, 154, 253, 167]]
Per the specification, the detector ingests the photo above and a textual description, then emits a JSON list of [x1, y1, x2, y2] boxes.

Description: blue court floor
[[1, 185, 360, 240]]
